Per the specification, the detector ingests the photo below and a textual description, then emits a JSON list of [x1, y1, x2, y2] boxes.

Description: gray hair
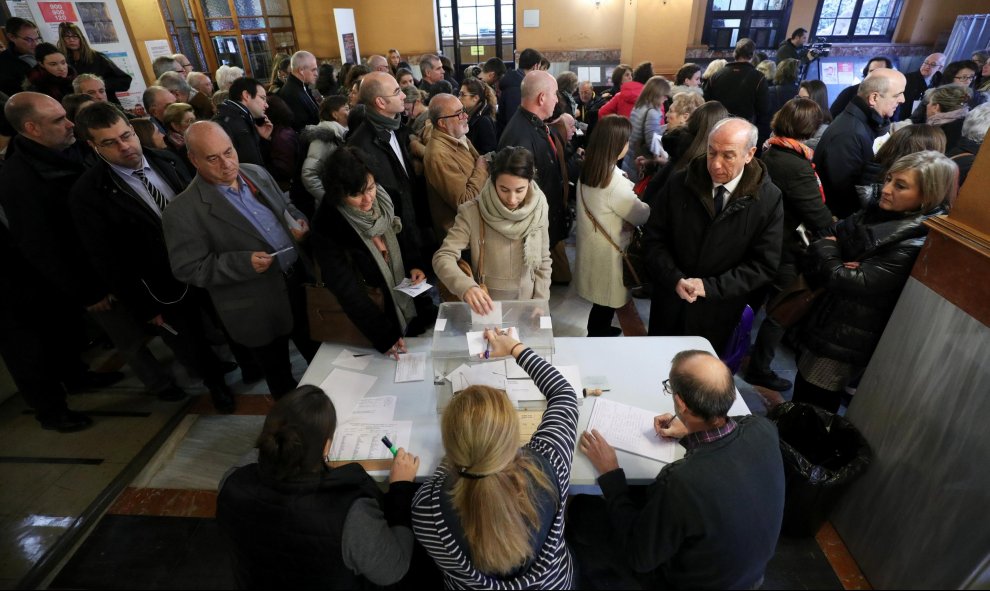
[[142, 85, 171, 112], [186, 71, 209, 87], [962, 102, 990, 143], [709, 117, 758, 150], [157, 71, 191, 97], [427, 93, 456, 125], [290, 50, 315, 71], [72, 72, 104, 93], [215, 65, 244, 91], [858, 71, 892, 99], [152, 56, 180, 79], [419, 54, 440, 72], [556, 71, 578, 94]]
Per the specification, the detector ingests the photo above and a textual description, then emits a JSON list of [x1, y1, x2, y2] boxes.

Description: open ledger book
[[587, 397, 676, 463]]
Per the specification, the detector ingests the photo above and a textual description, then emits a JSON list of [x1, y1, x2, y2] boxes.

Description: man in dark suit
[[163, 121, 317, 398], [898, 53, 945, 122], [214, 76, 272, 167], [643, 118, 783, 354], [70, 102, 236, 412], [276, 51, 320, 132], [704, 38, 772, 147], [346, 71, 428, 259], [0, 18, 41, 96]]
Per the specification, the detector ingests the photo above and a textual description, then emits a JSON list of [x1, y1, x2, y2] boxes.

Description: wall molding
[[912, 216, 990, 328]]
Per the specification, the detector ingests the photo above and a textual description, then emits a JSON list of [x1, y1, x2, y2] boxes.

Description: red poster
[[38, 2, 78, 23]]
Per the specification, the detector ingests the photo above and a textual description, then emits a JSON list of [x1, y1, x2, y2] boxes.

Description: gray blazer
[[162, 163, 307, 347]]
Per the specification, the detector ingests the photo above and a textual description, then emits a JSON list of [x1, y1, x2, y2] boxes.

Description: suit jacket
[[69, 148, 192, 321], [214, 100, 267, 167], [0, 48, 32, 96], [704, 62, 771, 146], [162, 163, 307, 347], [423, 128, 488, 237], [277, 73, 320, 132], [497, 68, 525, 134]]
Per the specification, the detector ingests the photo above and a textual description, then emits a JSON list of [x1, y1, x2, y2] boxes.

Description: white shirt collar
[[713, 168, 745, 199]]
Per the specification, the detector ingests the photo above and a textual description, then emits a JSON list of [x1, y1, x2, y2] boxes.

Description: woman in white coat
[[576, 115, 651, 336]]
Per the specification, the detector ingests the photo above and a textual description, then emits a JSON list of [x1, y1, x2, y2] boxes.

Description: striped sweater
[[411, 348, 579, 589]]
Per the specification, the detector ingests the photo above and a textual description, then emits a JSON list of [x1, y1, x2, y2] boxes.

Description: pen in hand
[[381, 435, 398, 457]]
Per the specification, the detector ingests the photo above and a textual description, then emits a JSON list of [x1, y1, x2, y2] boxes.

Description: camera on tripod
[[807, 38, 832, 60]]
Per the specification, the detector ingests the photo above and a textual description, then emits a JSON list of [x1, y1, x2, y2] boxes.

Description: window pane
[[838, 0, 856, 18], [713, 18, 742, 28], [871, 17, 888, 35], [752, 18, 777, 27], [212, 34, 242, 67], [501, 4, 513, 25], [860, 0, 879, 19], [239, 17, 264, 28], [440, 7, 453, 28], [243, 33, 271, 81], [207, 18, 235, 31], [855, 17, 873, 35], [730, 0, 746, 9], [272, 30, 294, 50], [200, 0, 231, 18], [766, 0, 786, 8], [834, 17, 851, 35], [166, 0, 189, 25], [752, 0, 768, 9], [817, 18, 835, 36], [269, 16, 291, 28], [233, 0, 262, 16], [263, 0, 289, 15], [712, 0, 731, 11]]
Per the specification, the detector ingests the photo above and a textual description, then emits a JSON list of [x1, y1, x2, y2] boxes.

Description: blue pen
[[381, 435, 398, 457], [484, 338, 491, 359]]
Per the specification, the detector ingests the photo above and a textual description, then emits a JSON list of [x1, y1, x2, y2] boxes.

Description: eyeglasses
[[377, 87, 403, 100], [17, 35, 43, 44], [922, 61, 944, 69], [954, 74, 976, 82], [437, 109, 467, 120], [662, 379, 674, 396], [97, 131, 137, 148], [62, 33, 80, 39]]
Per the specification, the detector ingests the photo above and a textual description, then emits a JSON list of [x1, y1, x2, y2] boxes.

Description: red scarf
[[767, 136, 825, 203]]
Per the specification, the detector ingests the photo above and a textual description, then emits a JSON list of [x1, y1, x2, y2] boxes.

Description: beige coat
[[433, 198, 552, 302], [423, 128, 489, 237], [575, 168, 651, 308]]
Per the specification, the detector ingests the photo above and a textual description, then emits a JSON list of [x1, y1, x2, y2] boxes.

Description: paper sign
[[395, 352, 426, 382]]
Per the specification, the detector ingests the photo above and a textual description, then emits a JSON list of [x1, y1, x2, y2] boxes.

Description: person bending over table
[[432, 146, 552, 316], [568, 350, 785, 589], [216, 385, 429, 588], [311, 146, 438, 360], [412, 328, 578, 589]]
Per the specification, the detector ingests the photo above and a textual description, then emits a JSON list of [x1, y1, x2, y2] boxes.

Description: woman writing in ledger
[[57, 22, 131, 105], [217, 385, 423, 588], [433, 146, 552, 315], [577, 116, 651, 337], [412, 328, 578, 589], [311, 146, 437, 359]]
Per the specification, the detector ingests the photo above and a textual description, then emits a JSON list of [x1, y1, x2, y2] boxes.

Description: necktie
[[714, 185, 728, 216], [133, 168, 168, 212]]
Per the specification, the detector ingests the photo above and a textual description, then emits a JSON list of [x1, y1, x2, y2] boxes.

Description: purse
[[440, 218, 490, 302], [765, 274, 824, 329], [580, 185, 647, 289], [306, 260, 385, 346]]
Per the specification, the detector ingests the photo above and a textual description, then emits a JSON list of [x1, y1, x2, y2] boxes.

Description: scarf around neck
[[477, 179, 547, 272], [768, 136, 825, 203], [928, 106, 969, 127], [365, 109, 403, 131], [337, 186, 416, 330]]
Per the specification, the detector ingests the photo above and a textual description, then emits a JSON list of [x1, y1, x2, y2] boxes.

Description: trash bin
[[768, 401, 872, 537]]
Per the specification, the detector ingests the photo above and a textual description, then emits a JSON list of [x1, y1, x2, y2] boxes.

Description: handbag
[[580, 185, 647, 289], [765, 274, 825, 329], [440, 218, 490, 302], [306, 260, 385, 346]]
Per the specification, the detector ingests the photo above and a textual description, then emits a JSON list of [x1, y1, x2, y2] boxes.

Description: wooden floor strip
[[108, 487, 218, 519], [817, 521, 872, 590]]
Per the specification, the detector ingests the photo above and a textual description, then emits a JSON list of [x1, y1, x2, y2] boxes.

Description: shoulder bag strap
[[477, 214, 486, 285], [580, 184, 624, 255]]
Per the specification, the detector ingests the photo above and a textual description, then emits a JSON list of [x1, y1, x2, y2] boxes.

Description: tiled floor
[[1, 243, 868, 589]]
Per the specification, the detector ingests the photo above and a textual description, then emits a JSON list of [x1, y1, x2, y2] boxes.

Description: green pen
[[381, 435, 398, 457]]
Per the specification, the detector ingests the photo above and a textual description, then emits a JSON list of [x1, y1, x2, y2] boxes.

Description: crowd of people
[[2, 15, 989, 588]]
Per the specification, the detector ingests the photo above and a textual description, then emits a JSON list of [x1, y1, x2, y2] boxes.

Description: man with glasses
[[277, 50, 319, 131], [899, 52, 944, 122], [423, 93, 490, 239], [69, 102, 237, 413], [568, 349, 784, 589], [214, 76, 272, 167], [0, 18, 43, 96], [172, 53, 194, 78]]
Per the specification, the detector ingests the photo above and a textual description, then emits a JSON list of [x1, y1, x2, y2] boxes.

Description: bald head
[[4, 92, 76, 150], [707, 117, 757, 185], [290, 51, 318, 85], [187, 71, 213, 96], [920, 53, 945, 78], [367, 55, 388, 73], [428, 93, 469, 138], [858, 68, 906, 118], [520, 70, 558, 119], [359, 71, 405, 117], [668, 350, 735, 422], [185, 121, 240, 186]]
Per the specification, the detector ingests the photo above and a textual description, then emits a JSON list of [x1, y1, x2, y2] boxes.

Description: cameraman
[[776, 28, 810, 63]]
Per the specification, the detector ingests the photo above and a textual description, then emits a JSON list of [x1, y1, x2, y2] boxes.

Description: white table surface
[[299, 336, 751, 485]]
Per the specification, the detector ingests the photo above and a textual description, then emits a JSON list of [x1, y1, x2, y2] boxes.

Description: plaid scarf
[[768, 136, 825, 203]]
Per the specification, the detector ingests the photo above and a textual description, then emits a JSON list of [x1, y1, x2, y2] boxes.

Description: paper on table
[[506, 379, 543, 405], [555, 365, 584, 397], [395, 352, 426, 382], [332, 348, 372, 371], [318, 368, 377, 421], [349, 396, 396, 422], [393, 278, 432, 297], [587, 397, 675, 463], [506, 357, 529, 379], [446, 362, 507, 391], [470, 300, 502, 326], [540, 316, 553, 329], [328, 421, 412, 461]]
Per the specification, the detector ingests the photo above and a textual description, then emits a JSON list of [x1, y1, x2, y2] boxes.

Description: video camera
[[807, 38, 832, 60]]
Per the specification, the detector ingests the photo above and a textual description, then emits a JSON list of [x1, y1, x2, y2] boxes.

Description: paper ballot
[[587, 397, 676, 463], [395, 352, 427, 382], [318, 368, 377, 421], [328, 421, 412, 461], [470, 300, 502, 326], [332, 349, 371, 371]]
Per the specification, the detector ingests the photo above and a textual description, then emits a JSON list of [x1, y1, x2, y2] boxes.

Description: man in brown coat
[[423, 93, 489, 239]]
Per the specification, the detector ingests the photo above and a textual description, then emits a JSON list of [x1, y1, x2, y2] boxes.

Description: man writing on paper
[[163, 121, 317, 399], [567, 350, 785, 589]]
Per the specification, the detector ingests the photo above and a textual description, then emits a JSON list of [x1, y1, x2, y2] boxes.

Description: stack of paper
[[587, 397, 676, 463]]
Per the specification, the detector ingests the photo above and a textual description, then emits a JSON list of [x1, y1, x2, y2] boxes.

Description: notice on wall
[[6, 0, 37, 20], [837, 62, 855, 85], [334, 8, 361, 65], [820, 62, 838, 85], [144, 39, 173, 61], [523, 9, 540, 28]]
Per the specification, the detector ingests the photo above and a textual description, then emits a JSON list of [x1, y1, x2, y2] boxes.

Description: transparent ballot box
[[432, 300, 555, 412]]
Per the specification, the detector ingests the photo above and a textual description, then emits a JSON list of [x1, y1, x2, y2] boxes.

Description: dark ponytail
[[257, 385, 336, 480]]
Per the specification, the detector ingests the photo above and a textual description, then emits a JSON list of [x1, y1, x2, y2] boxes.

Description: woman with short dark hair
[[599, 62, 654, 119], [217, 385, 423, 588], [798, 80, 831, 149], [310, 146, 436, 357]]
